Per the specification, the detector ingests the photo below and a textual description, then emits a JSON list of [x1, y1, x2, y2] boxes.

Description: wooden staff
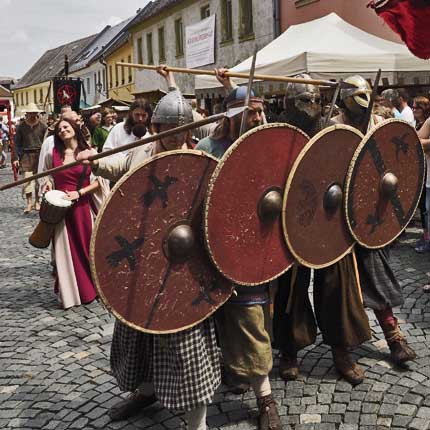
[[0, 113, 225, 192], [117, 62, 354, 89]]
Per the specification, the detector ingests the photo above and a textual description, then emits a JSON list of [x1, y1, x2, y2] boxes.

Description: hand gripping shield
[[345, 119, 425, 248], [283, 125, 363, 268], [90, 150, 232, 333], [205, 123, 309, 285]]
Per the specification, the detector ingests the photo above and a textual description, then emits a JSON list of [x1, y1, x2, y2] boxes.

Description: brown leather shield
[[345, 119, 425, 248], [205, 123, 309, 285], [90, 150, 232, 334], [283, 125, 363, 268]]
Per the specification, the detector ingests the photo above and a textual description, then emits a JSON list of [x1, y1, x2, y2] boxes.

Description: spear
[[0, 111, 235, 192], [116, 62, 355, 89]]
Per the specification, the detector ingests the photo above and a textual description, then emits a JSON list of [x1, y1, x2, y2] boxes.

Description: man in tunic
[[332, 75, 417, 365], [13, 103, 47, 213], [77, 73, 220, 430], [102, 98, 152, 159], [273, 75, 371, 386], [196, 71, 282, 430]]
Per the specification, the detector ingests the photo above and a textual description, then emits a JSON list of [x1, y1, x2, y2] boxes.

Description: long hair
[[414, 96, 430, 119], [211, 117, 231, 141], [101, 108, 114, 126], [54, 119, 90, 160], [124, 98, 152, 135]]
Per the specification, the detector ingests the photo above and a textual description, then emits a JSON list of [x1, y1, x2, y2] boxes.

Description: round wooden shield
[[345, 119, 425, 248], [90, 150, 233, 334], [283, 125, 363, 268], [205, 123, 309, 285]]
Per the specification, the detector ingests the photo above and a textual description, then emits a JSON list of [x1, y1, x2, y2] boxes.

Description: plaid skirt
[[110, 318, 220, 411], [354, 246, 403, 311]]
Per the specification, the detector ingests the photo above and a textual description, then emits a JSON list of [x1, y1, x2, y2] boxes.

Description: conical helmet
[[152, 90, 194, 126]]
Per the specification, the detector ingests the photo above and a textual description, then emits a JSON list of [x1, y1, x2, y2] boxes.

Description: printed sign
[[186, 15, 216, 69]]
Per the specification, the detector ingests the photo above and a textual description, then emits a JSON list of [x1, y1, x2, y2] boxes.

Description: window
[[221, 0, 233, 42], [158, 27, 165, 62], [239, 0, 254, 39], [87, 77, 91, 94], [120, 59, 125, 85], [97, 71, 101, 91], [136, 37, 143, 64], [33, 89, 37, 103], [15, 94, 19, 106], [94, 73, 97, 92], [25, 92, 28, 105], [175, 18, 184, 57], [128, 55, 132, 82], [147, 33, 154, 64], [201, 5, 210, 19], [102, 69, 106, 91], [109, 65, 113, 88], [21, 93, 24, 105], [137, 37, 143, 64], [39, 88, 43, 103], [115, 63, 119, 87]]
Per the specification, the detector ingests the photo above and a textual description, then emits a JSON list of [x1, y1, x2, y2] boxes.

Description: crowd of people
[[3, 66, 430, 429]]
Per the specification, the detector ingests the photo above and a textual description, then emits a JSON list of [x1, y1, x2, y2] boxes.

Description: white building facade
[[131, 0, 276, 105]]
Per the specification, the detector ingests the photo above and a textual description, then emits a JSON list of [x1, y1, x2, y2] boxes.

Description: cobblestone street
[[1, 162, 430, 430]]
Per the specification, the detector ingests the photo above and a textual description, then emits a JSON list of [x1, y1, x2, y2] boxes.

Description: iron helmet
[[152, 90, 194, 126], [285, 74, 321, 119], [341, 75, 372, 114]]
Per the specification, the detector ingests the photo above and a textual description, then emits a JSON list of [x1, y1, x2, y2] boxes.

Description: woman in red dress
[[42, 119, 106, 308]]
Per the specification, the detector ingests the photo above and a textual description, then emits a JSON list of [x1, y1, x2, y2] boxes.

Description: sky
[[0, 0, 151, 79]]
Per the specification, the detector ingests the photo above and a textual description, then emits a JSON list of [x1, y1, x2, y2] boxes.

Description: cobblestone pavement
[[1, 162, 430, 430]]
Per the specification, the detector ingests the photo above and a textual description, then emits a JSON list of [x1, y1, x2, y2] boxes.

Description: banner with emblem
[[53, 78, 81, 113]]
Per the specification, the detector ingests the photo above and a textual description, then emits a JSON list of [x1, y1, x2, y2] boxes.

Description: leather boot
[[108, 390, 157, 421], [257, 394, 282, 430], [381, 318, 417, 364], [332, 346, 364, 386], [279, 353, 299, 381]]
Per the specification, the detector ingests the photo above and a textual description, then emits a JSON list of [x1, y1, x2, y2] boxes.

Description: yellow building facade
[[13, 81, 53, 117], [105, 40, 135, 103]]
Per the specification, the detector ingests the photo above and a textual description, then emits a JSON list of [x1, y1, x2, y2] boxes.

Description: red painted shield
[[283, 125, 363, 268], [345, 119, 425, 248], [205, 123, 309, 285], [91, 150, 232, 333]]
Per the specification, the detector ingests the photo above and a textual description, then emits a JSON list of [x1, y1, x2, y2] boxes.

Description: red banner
[[369, 0, 430, 59]]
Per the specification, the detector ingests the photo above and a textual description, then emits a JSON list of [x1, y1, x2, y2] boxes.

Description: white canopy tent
[[195, 13, 430, 95]]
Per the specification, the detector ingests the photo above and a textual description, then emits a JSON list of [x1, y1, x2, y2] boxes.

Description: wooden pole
[[117, 62, 345, 88], [0, 113, 225, 192]]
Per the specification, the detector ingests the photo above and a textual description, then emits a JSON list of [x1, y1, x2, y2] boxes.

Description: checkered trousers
[[110, 318, 220, 411]]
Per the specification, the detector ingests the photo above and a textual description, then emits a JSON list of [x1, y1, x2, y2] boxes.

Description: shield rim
[[344, 118, 425, 249], [283, 124, 363, 269], [90, 149, 231, 334], [204, 122, 309, 286]]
